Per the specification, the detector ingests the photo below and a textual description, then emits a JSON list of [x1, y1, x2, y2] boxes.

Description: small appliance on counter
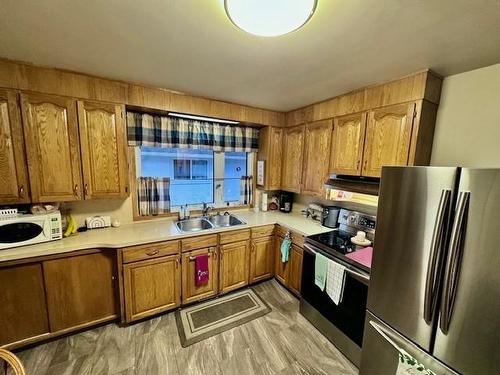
[[322, 206, 341, 228], [300, 208, 376, 367], [279, 192, 293, 213], [0, 210, 62, 250], [302, 203, 324, 222]]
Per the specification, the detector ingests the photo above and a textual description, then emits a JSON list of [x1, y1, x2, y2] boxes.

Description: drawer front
[[181, 234, 218, 252], [275, 226, 304, 247], [219, 229, 251, 245], [122, 241, 180, 263], [251, 225, 275, 238]]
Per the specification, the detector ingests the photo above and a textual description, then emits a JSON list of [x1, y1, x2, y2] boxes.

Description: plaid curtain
[[137, 177, 171, 216], [127, 112, 259, 152], [240, 176, 253, 205]]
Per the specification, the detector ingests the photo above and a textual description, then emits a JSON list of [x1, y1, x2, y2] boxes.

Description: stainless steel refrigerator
[[360, 167, 500, 375]]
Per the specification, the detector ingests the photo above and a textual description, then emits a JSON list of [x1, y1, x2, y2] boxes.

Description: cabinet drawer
[[122, 241, 180, 263], [181, 234, 218, 252], [251, 225, 275, 238], [219, 229, 250, 245]]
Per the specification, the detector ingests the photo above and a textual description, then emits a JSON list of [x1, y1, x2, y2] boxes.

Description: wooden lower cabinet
[[219, 240, 250, 294], [0, 263, 49, 346], [288, 245, 304, 296], [274, 235, 290, 285], [43, 251, 118, 332], [274, 233, 304, 297], [181, 247, 218, 304], [249, 236, 274, 283], [123, 254, 181, 322]]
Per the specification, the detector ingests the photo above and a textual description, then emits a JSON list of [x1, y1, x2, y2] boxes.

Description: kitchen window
[[137, 147, 252, 208]]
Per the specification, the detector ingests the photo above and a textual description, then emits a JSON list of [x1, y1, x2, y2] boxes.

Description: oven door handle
[[303, 243, 370, 285]]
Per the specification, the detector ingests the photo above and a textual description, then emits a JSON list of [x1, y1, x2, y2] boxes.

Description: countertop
[[0, 210, 332, 263]]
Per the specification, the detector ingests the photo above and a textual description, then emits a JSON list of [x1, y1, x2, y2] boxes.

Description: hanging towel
[[326, 260, 346, 305], [280, 237, 292, 263], [314, 253, 329, 291], [195, 254, 209, 286]]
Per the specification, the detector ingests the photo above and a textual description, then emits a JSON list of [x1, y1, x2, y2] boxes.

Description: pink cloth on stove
[[195, 254, 209, 286], [346, 247, 373, 269]]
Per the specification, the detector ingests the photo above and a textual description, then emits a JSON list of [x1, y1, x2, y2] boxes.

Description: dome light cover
[[224, 0, 317, 37]]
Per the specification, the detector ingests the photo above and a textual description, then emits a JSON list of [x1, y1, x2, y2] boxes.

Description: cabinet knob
[[356, 160, 360, 169], [111, 276, 116, 281], [74, 184, 80, 197], [84, 183, 89, 197], [19, 185, 25, 197]]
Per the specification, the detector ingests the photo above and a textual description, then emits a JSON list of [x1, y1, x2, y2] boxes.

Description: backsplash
[[61, 198, 134, 227]]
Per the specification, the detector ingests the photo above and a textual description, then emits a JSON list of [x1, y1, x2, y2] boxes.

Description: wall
[[431, 63, 500, 167]]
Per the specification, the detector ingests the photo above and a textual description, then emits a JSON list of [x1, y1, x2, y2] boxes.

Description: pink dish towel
[[346, 247, 373, 269], [195, 254, 209, 286]]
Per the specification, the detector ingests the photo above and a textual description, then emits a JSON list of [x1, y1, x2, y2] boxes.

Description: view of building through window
[[140, 147, 248, 207]]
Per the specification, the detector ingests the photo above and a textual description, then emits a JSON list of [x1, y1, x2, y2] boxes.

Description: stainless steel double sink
[[175, 214, 246, 233]]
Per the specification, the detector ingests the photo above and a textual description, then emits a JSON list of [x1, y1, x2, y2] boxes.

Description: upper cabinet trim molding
[[285, 70, 442, 127], [0, 58, 284, 127]]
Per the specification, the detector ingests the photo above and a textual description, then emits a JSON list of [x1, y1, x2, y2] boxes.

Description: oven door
[[301, 243, 370, 347], [0, 217, 49, 249]]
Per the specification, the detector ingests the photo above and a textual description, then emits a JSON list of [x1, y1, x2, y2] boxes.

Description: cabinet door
[[78, 101, 128, 199], [258, 127, 283, 190], [43, 251, 118, 332], [362, 103, 416, 177], [0, 264, 49, 346], [302, 120, 333, 196], [288, 244, 304, 296], [21, 93, 82, 202], [274, 235, 290, 285], [330, 112, 367, 176], [123, 254, 180, 322], [219, 240, 250, 294], [0, 89, 30, 204], [281, 125, 305, 193], [249, 236, 274, 283], [181, 247, 218, 304]]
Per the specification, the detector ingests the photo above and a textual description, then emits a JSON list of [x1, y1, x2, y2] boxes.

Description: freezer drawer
[[433, 169, 500, 374], [359, 311, 456, 375], [368, 166, 458, 350]]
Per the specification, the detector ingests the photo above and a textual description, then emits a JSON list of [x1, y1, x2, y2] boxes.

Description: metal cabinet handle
[[19, 185, 25, 197], [145, 250, 159, 256], [175, 257, 179, 269], [74, 184, 79, 196], [440, 191, 470, 334], [424, 189, 451, 323], [84, 183, 89, 197], [356, 160, 360, 169]]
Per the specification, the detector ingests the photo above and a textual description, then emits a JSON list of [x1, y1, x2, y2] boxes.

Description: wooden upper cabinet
[[302, 120, 333, 196], [257, 127, 283, 190], [43, 251, 118, 332], [219, 240, 250, 294], [362, 102, 416, 177], [21, 93, 82, 202], [281, 125, 305, 193], [0, 89, 30, 203], [330, 112, 367, 176], [77, 101, 128, 199]]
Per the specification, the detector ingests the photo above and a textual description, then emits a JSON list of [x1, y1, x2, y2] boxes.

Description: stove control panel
[[338, 209, 376, 234]]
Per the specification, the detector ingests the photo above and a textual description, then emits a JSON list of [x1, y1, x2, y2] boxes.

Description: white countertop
[[0, 210, 331, 263]]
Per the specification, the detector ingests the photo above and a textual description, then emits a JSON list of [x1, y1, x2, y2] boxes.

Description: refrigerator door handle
[[424, 189, 452, 323], [439, 191, 470, 334]]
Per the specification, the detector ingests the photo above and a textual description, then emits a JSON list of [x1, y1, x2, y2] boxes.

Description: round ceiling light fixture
[[224, 0, 317, 37]]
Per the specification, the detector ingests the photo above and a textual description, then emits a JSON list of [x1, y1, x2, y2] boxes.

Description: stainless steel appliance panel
[[359, 312, 457, 375], [433, 169, 500, 374], [368, 166, 458, 350]]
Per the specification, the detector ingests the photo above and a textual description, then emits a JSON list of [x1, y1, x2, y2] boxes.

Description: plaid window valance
[[127, 112, 259, 152]]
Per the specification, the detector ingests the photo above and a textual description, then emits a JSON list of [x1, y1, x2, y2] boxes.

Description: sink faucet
[[202, 202, 213, 217]]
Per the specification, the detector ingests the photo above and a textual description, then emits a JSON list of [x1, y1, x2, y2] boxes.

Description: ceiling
[[1, 0, 500, 111]]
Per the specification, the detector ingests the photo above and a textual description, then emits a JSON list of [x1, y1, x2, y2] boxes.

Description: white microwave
[[0, 212, 62, 250]]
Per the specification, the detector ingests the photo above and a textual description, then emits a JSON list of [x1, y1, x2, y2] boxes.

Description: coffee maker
[[279, 192, 293, 213]]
